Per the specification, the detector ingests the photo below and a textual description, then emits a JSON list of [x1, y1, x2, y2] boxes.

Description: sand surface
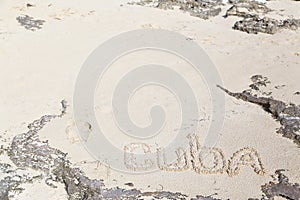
[[0, 0, 300, 199]]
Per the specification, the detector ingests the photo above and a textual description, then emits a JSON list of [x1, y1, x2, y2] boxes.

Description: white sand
[[1, 0, 300, 199]]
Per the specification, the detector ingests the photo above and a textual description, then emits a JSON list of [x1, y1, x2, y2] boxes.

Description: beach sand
[[0, 0, 300, 199]]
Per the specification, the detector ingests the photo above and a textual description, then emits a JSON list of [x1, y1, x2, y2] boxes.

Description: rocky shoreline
[[129, 0, 300, 34], [1, 86, 300, 199]]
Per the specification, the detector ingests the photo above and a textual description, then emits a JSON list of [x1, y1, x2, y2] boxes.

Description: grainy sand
[[0, 0, 300, 199]]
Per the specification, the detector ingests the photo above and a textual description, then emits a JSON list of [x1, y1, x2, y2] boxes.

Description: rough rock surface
[[248, 170, 300, 200], [0, 101, 192, 199], [225, 0, 271, 18], [218, 83, 300, 146], [0, 163, 41, 200], [16, 15, 45, 31], [128, 0, 223, 19], [1, 91, 300, 199], [128, 0, 300, 34], [233, 15, 300, 34], [191, 195, 223, 200]]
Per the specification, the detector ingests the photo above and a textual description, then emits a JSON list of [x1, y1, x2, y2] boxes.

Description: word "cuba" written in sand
[[124, 135, 265, 176]]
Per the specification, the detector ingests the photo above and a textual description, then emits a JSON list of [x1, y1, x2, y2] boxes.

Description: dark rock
[[128, 0, 223, 19], [26, 3, 35, 7], [225, 0, 271, 18], [191, 194, 223, 200], [218, 79, 300, 146], [233, 15, 300, 34], [16, 15, 45, 31], [261, 170, 300, 199]]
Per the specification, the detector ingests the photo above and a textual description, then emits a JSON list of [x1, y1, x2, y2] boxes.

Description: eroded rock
[[128, 0, 223, 19], [1, 99, 299, 199], [225, 0, 271, 18], [249, 170, 300, 200], [16, 15, 45, 31], [233, 15, 300, 34], [191, 195, 222, 200], [0, 100, 192, 199], [128, 0, 300, 34], [0, 163, 42, 200], [218, 78, 300, 146]]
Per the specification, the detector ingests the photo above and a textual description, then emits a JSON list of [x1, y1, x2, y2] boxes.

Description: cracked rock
[[225, 0, 271, 18], [218, 78, 300, 146], [249, 170, 300, 200], [233, 15, 300, 34], [128, 0, 223, 19], [16, 15, 45, 31]]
